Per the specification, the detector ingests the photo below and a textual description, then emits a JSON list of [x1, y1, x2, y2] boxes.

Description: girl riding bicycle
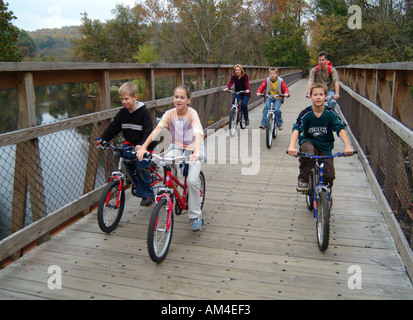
[[287, 83, 353, 192], [136, 86, 206, 231], [223, 64, 251, 126]]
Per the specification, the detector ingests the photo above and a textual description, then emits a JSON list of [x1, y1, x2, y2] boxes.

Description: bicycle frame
[[161, 168, 188, 211], [230, 91, 245, 118], [311, 161, 330, 219], [296, 151, 357, 218]]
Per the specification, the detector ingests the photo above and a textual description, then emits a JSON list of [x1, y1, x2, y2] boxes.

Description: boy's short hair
[[318, 51, 328, 59], [119, 82, 137, 96], [269, 67, 278, 73], [309, 83, 328, 96]]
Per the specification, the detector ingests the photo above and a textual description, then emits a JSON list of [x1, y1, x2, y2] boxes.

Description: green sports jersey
[[292, 105, 347, 155]]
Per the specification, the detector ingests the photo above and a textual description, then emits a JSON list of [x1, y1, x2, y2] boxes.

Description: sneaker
[[296, 182, 309, 192], [259, 125, 265, 129], [245, 120, 249, 126], [190, 218, 203, 232], [278, 123, 284, 130], [140, 196, 154, 207]]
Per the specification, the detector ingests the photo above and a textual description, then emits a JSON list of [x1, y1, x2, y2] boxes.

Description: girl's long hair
[[232, 64, 245, 77]]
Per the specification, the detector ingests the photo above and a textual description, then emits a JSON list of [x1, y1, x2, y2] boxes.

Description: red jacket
[[257, 76, 290, 103]]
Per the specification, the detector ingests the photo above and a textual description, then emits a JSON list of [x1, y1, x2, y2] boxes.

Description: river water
[[0, 85, 110, 240]]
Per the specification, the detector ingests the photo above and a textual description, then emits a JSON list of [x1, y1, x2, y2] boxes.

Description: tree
[[73, 13, 114, 62], [17, 30, 37, 59], [73, 5, 147, 62], [308, 0, 413, 64], [0, 0, 22, 61], [138, 0, 246, 63], [263, 14, 310, 67], [253, 0, 310, 67]]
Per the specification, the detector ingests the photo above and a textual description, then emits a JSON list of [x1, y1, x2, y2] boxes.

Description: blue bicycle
[[293, 151, 357, 251]]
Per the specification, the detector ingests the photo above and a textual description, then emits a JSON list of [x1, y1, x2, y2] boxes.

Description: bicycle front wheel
[[266, 113, 274, 149], [199, 171, 206, 210], [97, 180, 125, 233], [229, 107, 237, 137], [316, 191, 331, 251], [147, 198, 173, 263]]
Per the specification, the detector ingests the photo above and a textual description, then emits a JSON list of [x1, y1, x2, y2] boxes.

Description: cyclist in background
[[136, 86, 206, 232], [94, 82, 156, 207], [307, 52, 340, 108], [288, 83, 353, 192], [256, 67, 290, 130], [223, 64, 251, 126]]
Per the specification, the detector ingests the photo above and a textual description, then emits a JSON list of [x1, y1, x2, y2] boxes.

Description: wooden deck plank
[[1, 79, 412, 300]]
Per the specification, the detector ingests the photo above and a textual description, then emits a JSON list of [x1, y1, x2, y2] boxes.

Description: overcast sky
[[7, 0, 137, 31]]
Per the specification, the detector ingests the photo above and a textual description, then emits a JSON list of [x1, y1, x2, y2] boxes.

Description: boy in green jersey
[[287, 83, 354, 192]]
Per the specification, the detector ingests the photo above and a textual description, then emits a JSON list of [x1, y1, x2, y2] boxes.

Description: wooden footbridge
[[0, 74, 412, 300], [0, 80, 413, 300]]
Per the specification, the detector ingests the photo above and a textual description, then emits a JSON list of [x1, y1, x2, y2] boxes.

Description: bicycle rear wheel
[[147, 198, 173, 263], [229, 107, 237, 137], [306, 173, 314, 211], [266, 113, 274, 149], [316, 191, 330, 251], [97, 180, 125, 233]]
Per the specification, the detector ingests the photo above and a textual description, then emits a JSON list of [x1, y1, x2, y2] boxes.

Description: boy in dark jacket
[[94, 82, 155, 206], [287, 83, 353, 192]]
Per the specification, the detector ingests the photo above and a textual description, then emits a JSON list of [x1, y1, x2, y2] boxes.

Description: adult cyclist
[[307, 51, 340, 109]]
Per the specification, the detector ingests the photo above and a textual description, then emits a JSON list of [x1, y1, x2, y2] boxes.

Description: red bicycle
[[146, 153, 206, 263], [96, 142, 163, 233]]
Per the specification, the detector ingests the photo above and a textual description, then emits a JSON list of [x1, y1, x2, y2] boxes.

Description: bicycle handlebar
[[225, 89, 246, 94], [286, 151, 358, 159], [258, 93, 285, 99], [145, 152, 197, 165], [96, 140, 135, 152]]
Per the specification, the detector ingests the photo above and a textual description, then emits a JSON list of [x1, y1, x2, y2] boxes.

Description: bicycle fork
[[312, 163, 331, 219], [154, 193, 174, 232]]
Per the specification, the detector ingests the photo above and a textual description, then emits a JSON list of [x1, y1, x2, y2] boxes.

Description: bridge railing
[[0, 62, 303, 261], [337, 63, 413, 277], [337, 62, 413, 130]]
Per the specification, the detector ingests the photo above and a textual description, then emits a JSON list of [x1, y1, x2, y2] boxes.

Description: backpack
[[315, 60, 333, 78]]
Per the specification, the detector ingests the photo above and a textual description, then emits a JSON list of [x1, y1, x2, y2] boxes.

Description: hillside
[[27, 26, 81, 62]]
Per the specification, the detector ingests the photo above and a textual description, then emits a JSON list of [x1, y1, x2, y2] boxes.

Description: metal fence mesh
[[0, 72, 301, 244], [340, 89, 413, 250]]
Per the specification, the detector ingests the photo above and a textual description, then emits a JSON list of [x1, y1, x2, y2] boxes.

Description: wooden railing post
[[83, 70, 112, 215], [11, 72, 47, 258]]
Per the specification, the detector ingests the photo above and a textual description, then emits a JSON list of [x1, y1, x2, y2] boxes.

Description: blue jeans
[[124, 159, 154, 198], [233, 94, 250, 122], [261, 98, 282, 127], [135, 160, 154, 198], [327, 91, 336, 110]]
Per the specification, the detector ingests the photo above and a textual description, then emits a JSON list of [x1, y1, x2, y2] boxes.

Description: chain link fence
[[0, 70, 302, 248], [339, 85, 413, 250]]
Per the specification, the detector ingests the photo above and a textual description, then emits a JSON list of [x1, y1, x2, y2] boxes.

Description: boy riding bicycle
[[256, 67, 290, 130], [94, 82, 156, 207], [287, 83, 353, 192]]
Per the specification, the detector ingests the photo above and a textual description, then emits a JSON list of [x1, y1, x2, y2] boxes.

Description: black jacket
[[101, 103, 154, 148]]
